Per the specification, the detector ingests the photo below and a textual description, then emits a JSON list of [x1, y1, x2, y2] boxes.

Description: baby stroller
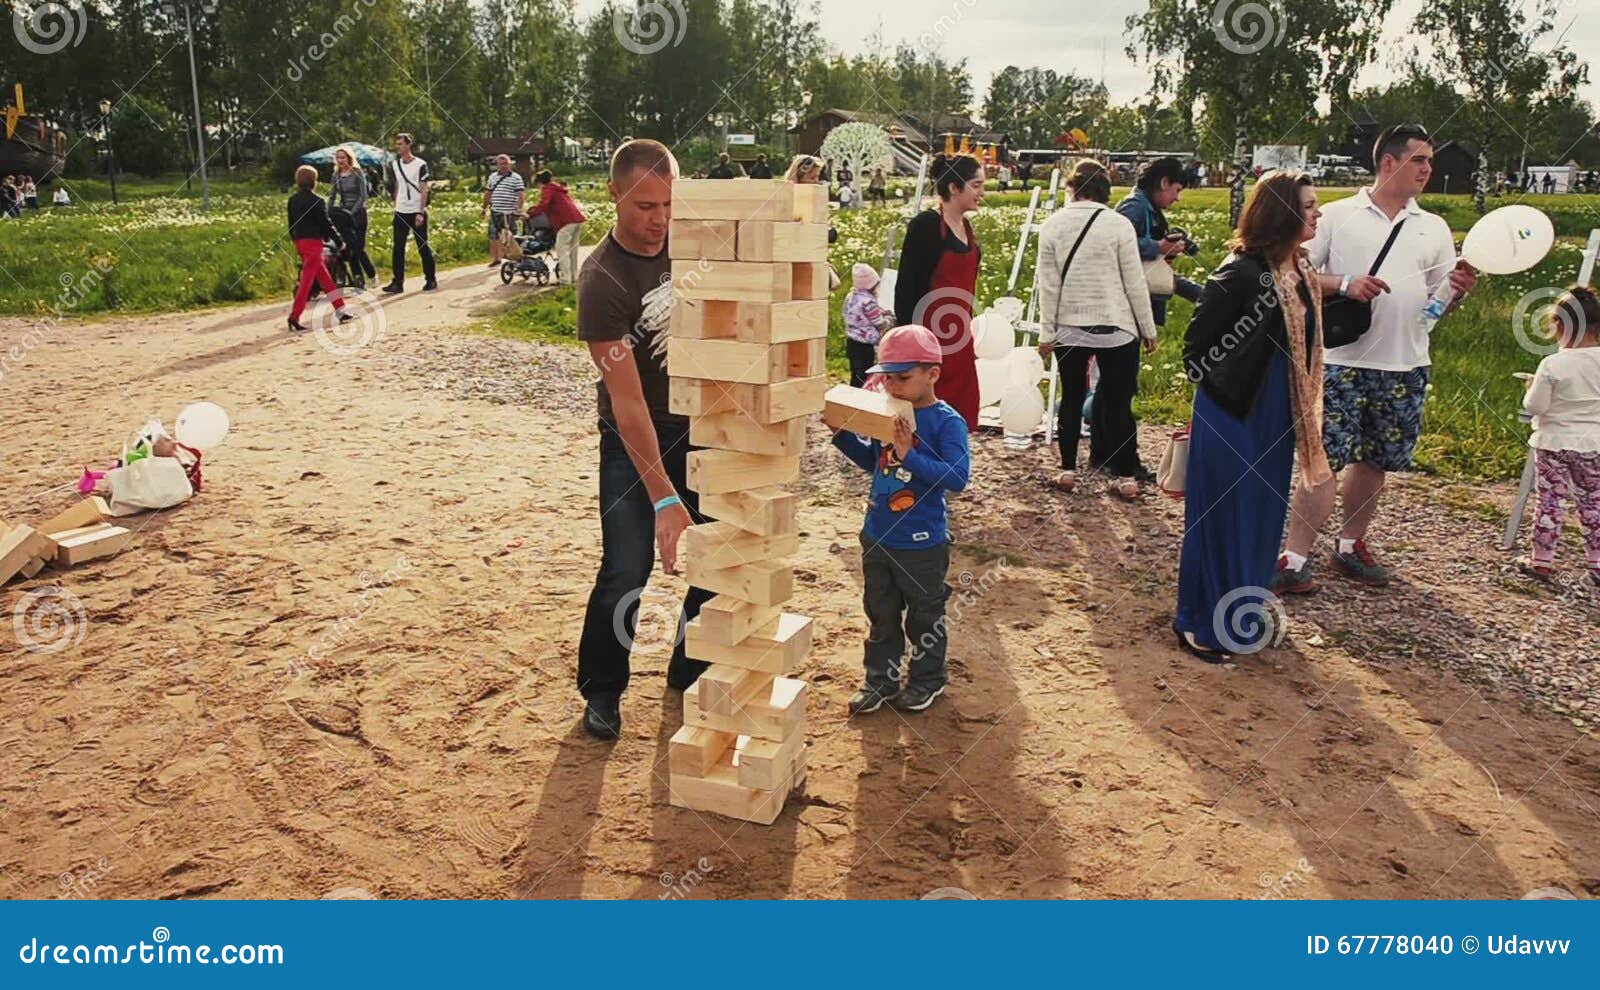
[[499, 218, 560, 285], [325, 208, 360, 289]]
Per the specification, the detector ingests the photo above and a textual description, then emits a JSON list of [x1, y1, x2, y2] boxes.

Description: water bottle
[[1420, 261, 1458, 326]]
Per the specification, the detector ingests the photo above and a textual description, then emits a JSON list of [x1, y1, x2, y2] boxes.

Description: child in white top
[[1522, 286, 1600, 584]]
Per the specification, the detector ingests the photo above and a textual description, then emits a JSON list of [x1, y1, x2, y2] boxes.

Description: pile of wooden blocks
[[0, 496, 131, 586], [664, 178, 831, 825]]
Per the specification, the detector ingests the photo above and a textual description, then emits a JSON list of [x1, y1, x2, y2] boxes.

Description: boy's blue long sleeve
[[900, 417, 970, 493], [831, 429, 879, 472]]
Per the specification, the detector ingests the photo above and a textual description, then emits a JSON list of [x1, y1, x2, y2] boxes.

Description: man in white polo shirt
[[381, 132, 438, 294], [1276, 124, 1477, 592]]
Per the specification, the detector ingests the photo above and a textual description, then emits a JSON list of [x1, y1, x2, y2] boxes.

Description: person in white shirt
[[1276, 124, 1477, 592], [51, 185, 71, 207], [1520, 286, 1600, 585], [382, 132, 437, 293]]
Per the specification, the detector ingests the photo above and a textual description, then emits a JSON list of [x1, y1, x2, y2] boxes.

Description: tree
[[1412, 0, 1589, 213], [1127, 0, 1396, 222], [819, 121, 892, 175], [983, 67, 1106, 148]]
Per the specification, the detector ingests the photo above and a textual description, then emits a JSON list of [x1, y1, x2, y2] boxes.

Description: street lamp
[[97, 98, 117, 205]]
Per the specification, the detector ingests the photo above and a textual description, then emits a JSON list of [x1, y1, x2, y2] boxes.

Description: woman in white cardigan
[[1034, 159, 1157, 498]]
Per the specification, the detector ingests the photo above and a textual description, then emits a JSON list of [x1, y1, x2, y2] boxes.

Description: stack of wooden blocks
[[0, 496, 130, 586], [664, 178, 831, 825]]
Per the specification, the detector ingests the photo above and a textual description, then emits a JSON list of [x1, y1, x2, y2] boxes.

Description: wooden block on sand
[[822, 384, 915, 443], [683, 558, 792, 608], [668, 745, 808, 825], [694, 595, 781, 645], [670, 299, 827, 344], [736, 220, 829, 263], [697, 664, 775, 717], [1, 525, 52, 584], [683, 675, 807, 742], [38, 496, 109, 537], [672, 260, 792, 303], [684, 613, 812, 675], [736, 726, 806, 791], [670, 377, 826, 424], [52, 523, 133, 567], [667, 725, 736, 778], [698, 486, 797, 537], [668, 219, 737, 261], [685, 450, 799, 495]]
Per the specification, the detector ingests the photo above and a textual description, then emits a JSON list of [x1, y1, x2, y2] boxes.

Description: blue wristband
[[653, 494, 682, 513]]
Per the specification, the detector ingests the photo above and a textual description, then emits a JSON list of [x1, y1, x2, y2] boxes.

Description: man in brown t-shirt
[[573, 139, 711, 740]]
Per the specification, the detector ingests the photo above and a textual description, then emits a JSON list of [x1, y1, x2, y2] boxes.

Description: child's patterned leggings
[[1532, 448, 1600, 569]]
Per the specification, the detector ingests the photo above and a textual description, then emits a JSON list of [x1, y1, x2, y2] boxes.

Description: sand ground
[[2, 264, 1597, 900]]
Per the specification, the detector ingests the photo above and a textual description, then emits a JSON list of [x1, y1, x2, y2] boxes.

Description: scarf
[[1273, 253, 1332, 490]]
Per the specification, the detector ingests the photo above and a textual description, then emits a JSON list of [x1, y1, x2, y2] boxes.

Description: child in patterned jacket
[[843, 262, 895, 387]]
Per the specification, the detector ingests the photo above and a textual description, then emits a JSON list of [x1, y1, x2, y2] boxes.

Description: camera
[[1168, 226, 1200, 257]]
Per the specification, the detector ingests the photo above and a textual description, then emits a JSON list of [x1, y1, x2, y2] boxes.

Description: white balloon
[[1000, 384, 1045, 434], [175, 402, 230, 450], [1004, 346, 1044, 388], [976, 358, 1008, 407], [973, 312, 1012, 360], [989, 296, 1024, 323], [1460, 204, 1555, 275]]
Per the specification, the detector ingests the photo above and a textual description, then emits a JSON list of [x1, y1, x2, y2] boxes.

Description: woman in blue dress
[[1174, 171, 1332, 661]]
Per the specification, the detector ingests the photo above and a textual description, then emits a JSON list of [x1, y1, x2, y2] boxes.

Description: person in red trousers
[[287, 164, 354, 333]]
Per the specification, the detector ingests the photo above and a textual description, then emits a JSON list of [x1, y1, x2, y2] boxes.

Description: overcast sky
[[578, 0, 1597, 114]]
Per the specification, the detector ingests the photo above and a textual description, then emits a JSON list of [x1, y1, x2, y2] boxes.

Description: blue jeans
[[577, 418, 713, 700]]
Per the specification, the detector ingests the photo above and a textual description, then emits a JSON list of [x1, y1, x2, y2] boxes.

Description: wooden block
[[694, 595, 781, 645], [736, 220, 829, 262], [698, 486, 797, 536], [668, 219, 737, 260], [668, 746, 807, 825], [685, 450, 799, 495], [793, 183, 829, 224], [0, 525, 46, 584], [668, 338, 788, 385], [690, 412, 805, 457], [697, 665, 776, 717], [669, 377, 826, 424], [684, 613, 812, 675], [53, 523, 132, 567], [667, 725, 736, 778], [20, 556, 47, 578], [673, 260, 791, 303], [684, 558, 793, 607], [790, 262, 829, 300], [672, 178, 796, 222], [672, 299, 827, 344], [737, 728, 806, 791], [787, 337, 826, 378], [682, 521, 798, 571], [38, 496, 109, 537], [682, 675, 807, 741], [822, 384, 915, 442]]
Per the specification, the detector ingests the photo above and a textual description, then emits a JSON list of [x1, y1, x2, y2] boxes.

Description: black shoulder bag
[[1321, 219, 1406, 349]]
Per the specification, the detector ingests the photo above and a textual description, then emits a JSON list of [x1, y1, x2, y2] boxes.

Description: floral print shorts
[[1321, 365, 1430, 473]]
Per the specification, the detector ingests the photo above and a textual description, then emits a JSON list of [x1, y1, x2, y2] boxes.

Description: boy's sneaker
[[848, 685, 898, 715], [1270, 557, 1317, 595], [891, 684, 945, 712], [1331, 539, 1389, 587]]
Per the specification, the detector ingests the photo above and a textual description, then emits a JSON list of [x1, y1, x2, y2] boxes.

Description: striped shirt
[[487, 170, 525, 213]]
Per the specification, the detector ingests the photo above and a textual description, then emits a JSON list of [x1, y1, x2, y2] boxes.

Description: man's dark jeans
[[391, 211, 437, 286], [577, 418, 712, 700]]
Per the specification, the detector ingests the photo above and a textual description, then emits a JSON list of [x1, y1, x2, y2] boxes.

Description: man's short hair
[[610, 139, 679, 184], [1373, 123, 1431, 171], [395, 132, 414, 148]]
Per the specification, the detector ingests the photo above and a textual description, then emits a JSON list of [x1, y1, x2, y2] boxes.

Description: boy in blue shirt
[[828, 325, 971, 713]]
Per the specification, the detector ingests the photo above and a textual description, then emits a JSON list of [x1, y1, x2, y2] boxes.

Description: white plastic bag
[[105, 456, 195, 515]]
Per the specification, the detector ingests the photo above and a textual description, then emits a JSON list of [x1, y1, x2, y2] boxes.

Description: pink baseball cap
[[867, 324, 942, 373]]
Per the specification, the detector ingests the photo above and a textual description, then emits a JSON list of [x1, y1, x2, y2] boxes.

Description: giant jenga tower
[[663, 178, 831, 824]]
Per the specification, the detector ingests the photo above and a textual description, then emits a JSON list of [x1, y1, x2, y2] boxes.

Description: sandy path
[[1, 265, 1597, 900]]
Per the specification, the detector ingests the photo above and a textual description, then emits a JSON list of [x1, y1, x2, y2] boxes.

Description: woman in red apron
[[893, 153, 986, 431]]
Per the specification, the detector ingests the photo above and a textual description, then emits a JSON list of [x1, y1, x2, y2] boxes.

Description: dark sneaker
[[582, 695, 622, 741], [891, 684, 945, 712], [848, 685, 899, 715], [380, 283, 403, 294], [422, 279, 439, 291], [1270, 557, 1317, 595], [1331, 539, 1389, 587]]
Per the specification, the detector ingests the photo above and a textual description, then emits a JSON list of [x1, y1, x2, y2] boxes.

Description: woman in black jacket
[[1173, 171, 1331, 661], [287, 165, 353, 333]]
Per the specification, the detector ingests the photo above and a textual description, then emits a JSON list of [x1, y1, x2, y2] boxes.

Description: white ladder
[[1007, 168, 1064, 443]]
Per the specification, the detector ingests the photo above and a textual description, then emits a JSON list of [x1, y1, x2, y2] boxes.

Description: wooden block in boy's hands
[[822, 384, 914, 443]]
